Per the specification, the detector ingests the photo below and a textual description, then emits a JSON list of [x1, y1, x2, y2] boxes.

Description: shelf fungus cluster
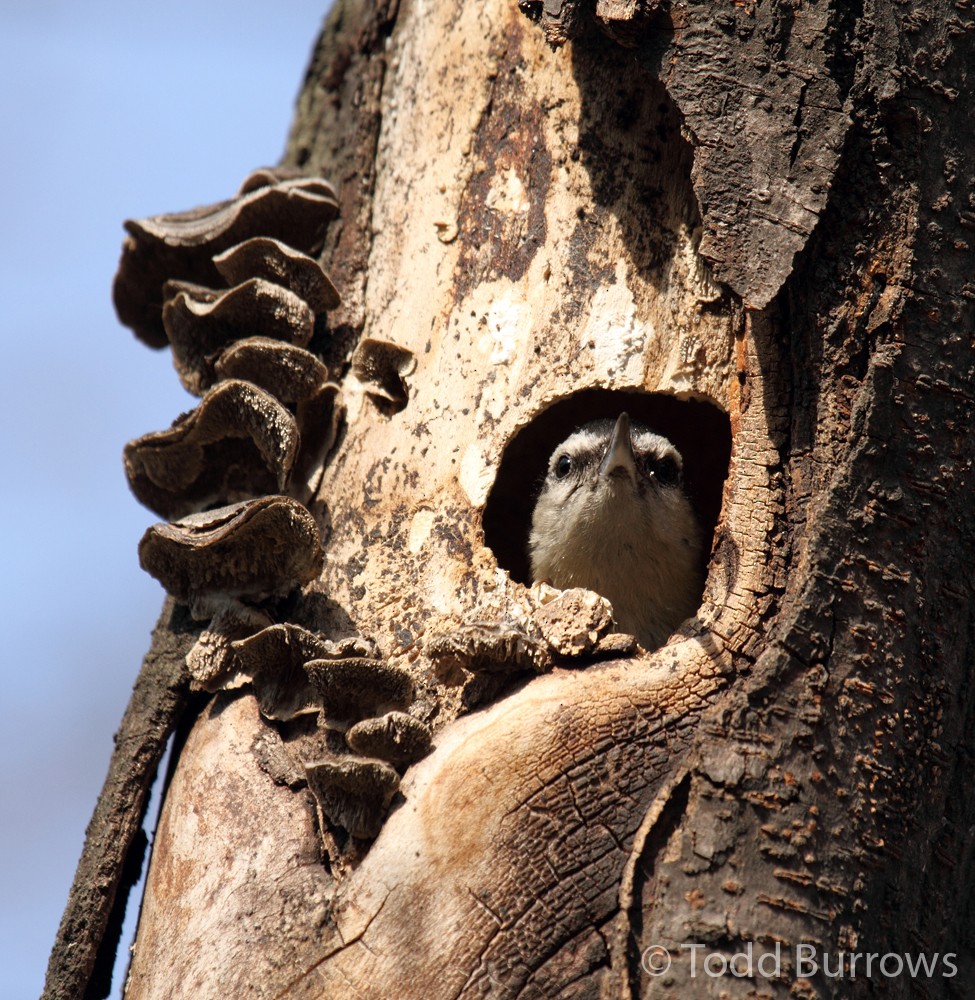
[[117, 169, 343, 515], [115, 168, 432, 854]]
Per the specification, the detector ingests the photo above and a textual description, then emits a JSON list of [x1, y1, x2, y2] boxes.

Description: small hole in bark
[[482, 388, 732, 585]]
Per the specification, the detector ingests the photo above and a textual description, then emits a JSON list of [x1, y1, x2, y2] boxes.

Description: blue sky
[[0, 3, 333, 995]]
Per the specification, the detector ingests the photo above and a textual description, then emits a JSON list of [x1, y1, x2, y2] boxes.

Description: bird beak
[[599, 412, 636, 479]]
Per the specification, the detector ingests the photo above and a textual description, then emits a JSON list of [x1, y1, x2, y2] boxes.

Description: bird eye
[[652, 456, 680, 486], [554, 454, 573, 479]]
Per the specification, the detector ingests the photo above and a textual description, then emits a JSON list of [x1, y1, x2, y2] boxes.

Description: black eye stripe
[[640, 453, 680, 485]]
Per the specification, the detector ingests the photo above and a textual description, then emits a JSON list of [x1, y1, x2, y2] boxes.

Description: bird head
[[538, 412, 684, 515], [528, 411, 702, 648]]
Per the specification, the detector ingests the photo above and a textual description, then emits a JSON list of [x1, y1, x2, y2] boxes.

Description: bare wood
[[122, 694, 330, 999]]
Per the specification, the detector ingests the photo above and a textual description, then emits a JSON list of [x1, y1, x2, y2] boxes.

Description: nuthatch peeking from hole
[[529, 412, 703, 650]]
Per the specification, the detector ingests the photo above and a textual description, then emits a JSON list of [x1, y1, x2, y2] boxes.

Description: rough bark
[[49, 0, 975, 997], [43, 601, 195, 1000]]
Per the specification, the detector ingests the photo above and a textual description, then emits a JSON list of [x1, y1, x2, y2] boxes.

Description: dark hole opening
[[482, 388, 732, 585]]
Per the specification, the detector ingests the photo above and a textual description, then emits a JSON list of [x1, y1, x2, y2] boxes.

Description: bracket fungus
[[426, 619, 553, 686], [304, 757, 401, 841], [188, 621, 339, 721], [110, 162, 483, 864], [306, 656, 415, 724], [163, 279, 315, 396], [185, 603, 275, 691], [213, 237, 341, 314], [235, 165, 321, 195], [117, 164, 345, 567], [113, 169, 338, 348], [349, 337, 416, 411], [345, 712, 433, 770], [138, 496, 324, 604], [213, 338, 331, 404], [124, 380, 300, 519]]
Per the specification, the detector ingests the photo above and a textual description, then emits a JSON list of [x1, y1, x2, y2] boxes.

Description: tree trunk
[[48, 0, 975, 998]]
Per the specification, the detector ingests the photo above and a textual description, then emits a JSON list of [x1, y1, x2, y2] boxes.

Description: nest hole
[[483, 389, 732, 585]]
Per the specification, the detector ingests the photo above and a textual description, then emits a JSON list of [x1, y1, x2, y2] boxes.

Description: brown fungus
[[291, 382, 345, 506], [114, 174, 339, 348], [213, 338, 331, 404], [305, 657, 414, 724], [345, 712, 433, 771], [163, 279, 314, 395], [138, 495, 323, 603], [188, 620, 343, 721], [350, 337, 416, 411], [236, 165, 335, 197], [210, 340, 345, 505], [186, 603, 274, 690], [213, 238, 341, 314], [232, 622, 337, 670], [123, 379, 300, 520], [304, 756, 401, 840], [426, 620, 552, 686], [229, 623, 337, 721]]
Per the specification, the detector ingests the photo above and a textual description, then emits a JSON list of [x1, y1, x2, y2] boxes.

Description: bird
[[528, 412, 703, 650]]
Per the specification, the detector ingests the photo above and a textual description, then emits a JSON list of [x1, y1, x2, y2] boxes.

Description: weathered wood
[[123, 694, 331, 999]]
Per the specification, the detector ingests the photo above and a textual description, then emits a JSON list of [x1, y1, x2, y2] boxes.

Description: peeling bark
[[48, 0, 975, 997]]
